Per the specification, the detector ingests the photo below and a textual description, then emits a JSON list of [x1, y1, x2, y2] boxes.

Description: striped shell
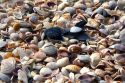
[[1, 57, 16, 74]]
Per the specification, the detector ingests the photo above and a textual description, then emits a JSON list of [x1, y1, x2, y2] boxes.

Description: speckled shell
[[1, 57, 16, 74], [39, 67, 52, 76], [56, 57, 69, 67], [46, 62, 58, 70], [65, 65, 81, 73]]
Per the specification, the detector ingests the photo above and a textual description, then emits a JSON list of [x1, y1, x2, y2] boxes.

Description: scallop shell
[[1, 57, 16, 74], [33, 51, 46, 61], [18, 69, 28, 83], [42, 43, 57, 56], [0, 40, 7, 48], [70, 26, 82, 33], [90, 53, 101, 68], [65, 65, 81, 73], [46, 62, 58, 70], [0, 72, 10, 82], [68, 44, 82, 53], [39, 67, 52, 76], [57, 57, 69, 67]]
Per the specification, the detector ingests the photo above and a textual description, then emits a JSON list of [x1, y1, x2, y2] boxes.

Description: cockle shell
[[18, 69, 28, 83], [1, 57, 16, 74], [40, 67, 52, 76], [90, 53, 101, 68], [56, 57, 69, 67], [65, 65, 81, 73], [46, 62, 58, 70]]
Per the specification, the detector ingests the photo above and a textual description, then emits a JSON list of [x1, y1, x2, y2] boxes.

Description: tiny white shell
[[70, 26, 82, 33], [46, 62, 58, 70], [57, 57, 69, 67], [40, 67, 52, 76]]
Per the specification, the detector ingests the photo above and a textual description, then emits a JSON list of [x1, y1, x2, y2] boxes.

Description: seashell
[[58, 2, 69, 10], [1, 57, 16, 74], [8, 27, 15, 34], [33, 51, 46, 61], [58, 47, 69, 58], [69, 39, 79, 44], [38, 40, 45, 48], [70, 26, 82, 33], [39, 67, 52, 76], [61, 67, 69, 76], [0, 23, 7, 30], [63, 7, 75, 15], [86, 18, 100, 28], [0, 39, 7, 48], [3, 52, 14, 59], [44, 57, 56, 62], [90, 53, 101, 68], [29, 15, 38, 24], [109, 44, 125, 51], [34, 24, 43, 31], [80, 67, 90, 74], [95, 69, 105, 77], [57, 57, 69, 67], [12, 47, 28, 59], [12, 22, 20, 31], [10, 33, 19, 41], [43, 27, 63, 40], [117, 0, 125, 10], [0, 72, 10, 82], [46, 62, 58, 70], [29, 44, 39, 51], [13, 12, 22, 20], [69, 72, 75, 82], [108, 0, 117, 10], [68, 44, 82, 53], [33, 74, 43, 81], [65, 65, 81, 73], [73, 3, 86, 10], [42, 43, 57, 56], [120, 29, 125, 45], [77, 55, 90, 63], [18, 69, 28, 83]]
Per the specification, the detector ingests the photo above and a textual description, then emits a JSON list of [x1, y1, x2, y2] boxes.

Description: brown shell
[[65, 65, 81, 73], [12, 22, 20, 31], [68, 45, 82, 53], [3, 52, 14, 59]]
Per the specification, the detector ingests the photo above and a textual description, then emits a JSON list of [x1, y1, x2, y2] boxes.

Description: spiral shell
[[1, 57, 16, 74]]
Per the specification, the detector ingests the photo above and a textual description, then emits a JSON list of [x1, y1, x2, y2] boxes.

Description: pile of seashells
[[0, 0, 125, 83]]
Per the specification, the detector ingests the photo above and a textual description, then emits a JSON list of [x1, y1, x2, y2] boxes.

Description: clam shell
[[0, 40, 7, 48], [33, 51, 46, 61], [108, 0, 117, 10], [39, 67, 52, 76], [44, 57, 56, 62], [65, 65, 81, 73], [68, 44, 82, 53], [46, 62, 58, 70], [0, 72, 10, 82], [29, 15, 38, 24], [117, 0, 125, 10], [57, 57, 69, 67], [42, 43, 57, 56], [80, 67, 90, 74], [18, 69, 28, 83], [70, 26, 82, 33], [1, 57, 16, 74], [77, 55, 90, 62], [90, 53, 101, 68]]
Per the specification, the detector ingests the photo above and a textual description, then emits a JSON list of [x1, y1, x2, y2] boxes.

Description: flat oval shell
[[57, 57, 69, 67], [70, 26, 82, 33], [77, 55, 90, 62], [65, 65, 81, 73], [40, 67, 52, 76], [46, 62, 58, 70]]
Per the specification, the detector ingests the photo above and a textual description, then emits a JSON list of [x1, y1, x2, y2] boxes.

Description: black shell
[[75, 20, 87, 28], [44, 27, 63, 40]]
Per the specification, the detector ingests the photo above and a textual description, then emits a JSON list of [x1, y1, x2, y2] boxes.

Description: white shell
[[33, 74, 43, 81], [1, 57, 16, 74], [56, 57, 69, 67], [0, 39, 7, 48], [69, 72, 75, 82], [70, 26, 82, 33], [18, 69, 28, 83], [10, 33, 19, 41], [46, 62, 58, 70], [80, 67, 90, 74], [40, 67, 52, 76]]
